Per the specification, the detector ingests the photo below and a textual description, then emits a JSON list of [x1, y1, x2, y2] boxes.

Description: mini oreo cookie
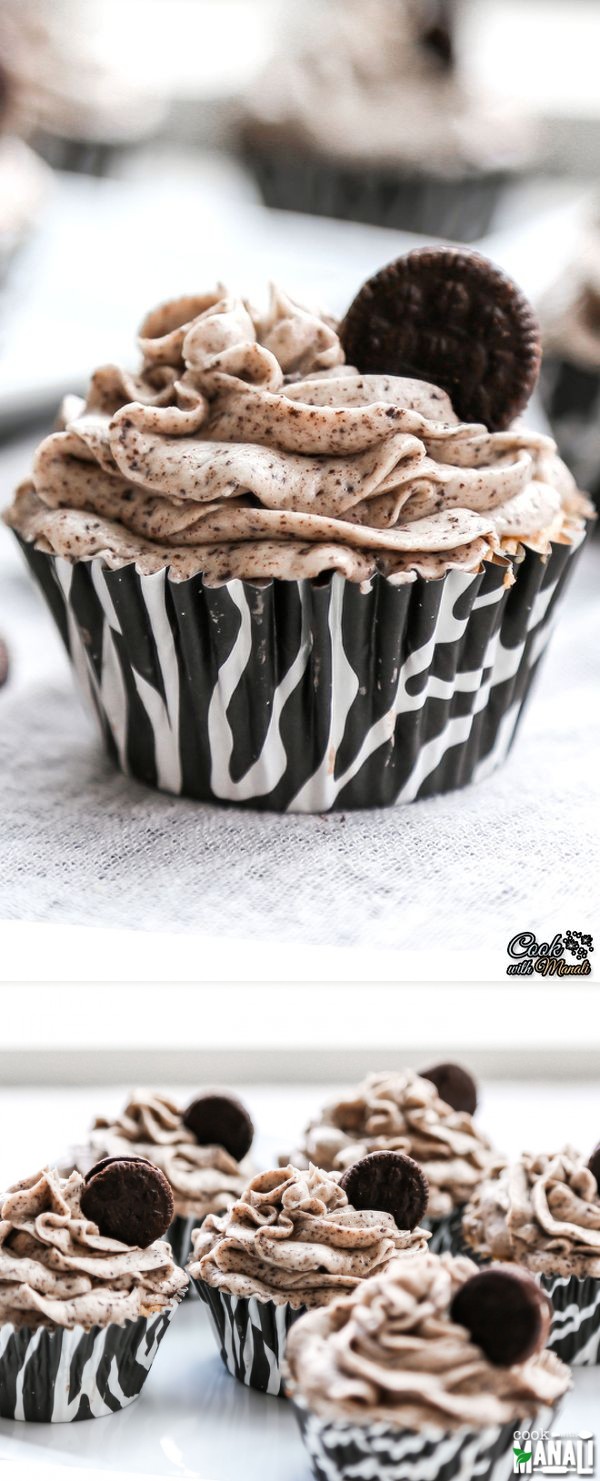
[[182, 1091, 254, 1163], [0, 638, 9, 689], [81, 1155, 174, 1247], [420, 1062, 478, 1116], [340, 248, 541, 432], [339, 1150, 429, 1231], [588, 1143, 600, 1190], [451, 1265, 552, 1367]]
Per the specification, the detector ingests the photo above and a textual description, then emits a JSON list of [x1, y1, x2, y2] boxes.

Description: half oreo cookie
[[81, 1155, 174, 1247], [420, 1062, 478, 1116], [0, 638, 9, 689], [451, 1265, 552, 1366], [339, 1150, 429, 1230], [588, 1142, 600, 1189], [182, 1091, 254, 1163]]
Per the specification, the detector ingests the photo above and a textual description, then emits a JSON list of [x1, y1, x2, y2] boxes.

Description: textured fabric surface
[[0, 468, 598, 950]]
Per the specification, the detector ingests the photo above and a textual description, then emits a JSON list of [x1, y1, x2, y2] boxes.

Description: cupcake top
[[285, 1251, 570, 1431], [286, 1069, 502, 1218], [0, 1166, 188, 1330], [188, 1162, 430, 1310], [5, 252, 589, 587], [90, 1089, 253, 1220], [240, 0, 535, 176], [462, 1146, 600, 1278]]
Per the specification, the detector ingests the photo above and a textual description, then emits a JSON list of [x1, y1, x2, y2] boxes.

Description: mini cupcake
[[188, 1152, 430, 1396], [4, 249, 592, 811], [285, 1251, 570, 1481], [87, 1089, 254, 1268], [285, 1065, 504, 1253], [0, 1160, 188, 1422], [239, 0, 537, 241], [540, 229, 600, 512], [462, 1145, 600, 1366]]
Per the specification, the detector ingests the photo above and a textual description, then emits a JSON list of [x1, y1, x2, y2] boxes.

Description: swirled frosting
[[5, 285, 589, 586], [285, 1251, 570, 1430], [0, 1167, 188, 1330], [188, 1164, 429, 1310], [463, 1148, 600, 1278], [285, 1071, 503, 1218], [90, 1091, 250, 1220]]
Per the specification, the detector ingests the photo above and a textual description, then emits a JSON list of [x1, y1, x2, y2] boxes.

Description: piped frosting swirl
[[463, 1147, 600, 1277]]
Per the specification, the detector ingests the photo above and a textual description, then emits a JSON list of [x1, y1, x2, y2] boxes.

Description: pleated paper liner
[[241, 142, 512, 242], [540, 356, 600, 514], [0, 1306, 177, 1423], [193, 1276, 304, 1396], [424, 1205, 467, 1255], [17, 529, 586, 813], [289, 1392, 562, 1481]]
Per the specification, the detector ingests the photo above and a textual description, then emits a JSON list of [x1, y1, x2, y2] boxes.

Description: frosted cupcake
[[0, 1162, 188, 1422], [87, 1089, 254, 1268], [462, 1145, 600, 1366], [285, 1251, 569, 1481], [188, 1153, 430, 1396], [540, 227, 600, 511], [4, 249, 591, 811], [285, 1065, 503, 1252]]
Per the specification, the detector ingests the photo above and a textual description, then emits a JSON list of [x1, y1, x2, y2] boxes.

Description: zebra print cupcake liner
[[193, 1277, 304, 1396], [423, 1205, 467, 1255], [0, 1305, 177, 1423], [17, 531, 586, 812], [540, 1271, 600, 1367], [540, 356, 600, 513], [290, 1394, 560, 1481]]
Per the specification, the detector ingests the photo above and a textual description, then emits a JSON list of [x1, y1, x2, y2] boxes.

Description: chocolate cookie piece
[[451, 1265, 552, 1366], [340, 248, 542, 431], [81, 1155, 174, 1247], [420, 1062, 478, 1116], [339, 1150, 429, 1230], [182, 1092, 254, 1163], [0, 638, 9, 689], [588, 1142, 600, 1189]]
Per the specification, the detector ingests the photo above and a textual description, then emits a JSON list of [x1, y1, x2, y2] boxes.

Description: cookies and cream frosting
[[0, 1167, 188, 1330], [90, 1091, 249, 1220], [5, 285, 588, 586], [463, 1148, 600, 1278], [188, 1164, 428, 1310], [286, 1071, 502, 1218], [285, 1251, 569, 1430]]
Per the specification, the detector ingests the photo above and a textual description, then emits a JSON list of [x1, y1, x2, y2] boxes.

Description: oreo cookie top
[[81, 1154, 174, 1247], [451, 1265, 552, 1366], [0, 638, 9, 689], [340, 248, 542, 431], [420, 1062, 478, 1116], [182, 1092, 254, 1164], [339, 1150, 429, 1230], [588, 1142, 600, 1189]]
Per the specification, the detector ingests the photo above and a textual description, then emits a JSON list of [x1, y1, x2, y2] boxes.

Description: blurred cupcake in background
[[238, 0, 537, 242], [285, 1251, 570, 1481], [540, 224, 600, 513], [188, 1153, 430, 1396], [0, 18, 50, 286], [86, 1089, 255, 1269], [283, 1064, 504, 1253], [462, 1144, 600, 1366], [0, 1162, 188, 1422]]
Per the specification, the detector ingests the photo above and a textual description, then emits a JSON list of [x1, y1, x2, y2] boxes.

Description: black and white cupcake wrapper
[[0, 1306, 176, 1423], [290, 1394, 560, 1481], [242, 144, 512, 242], [540, 1271, 600, 1367], [540, 357, 600, 513], [424, 1205, 467, 1256], [193, 1277, 304, 1396], [17, 531, 586, 813]]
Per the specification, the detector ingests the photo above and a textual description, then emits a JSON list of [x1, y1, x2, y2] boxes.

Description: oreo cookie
[[340, 248, 541, 431], [451, 1265, 552, 1366], [588, 1143, 600, 1190], [81, 1155, 174, 1247], [420, 1062, 478, 1116], [0, 638, 9, 689], [182, 1092, 254, 1163], [339, 1150, 429, 1230]]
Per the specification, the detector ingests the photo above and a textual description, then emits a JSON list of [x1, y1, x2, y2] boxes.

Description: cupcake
[[188, 1152, 431, 1396], [540, 228, 600, 512], [0, 1161, 188, 1422], [86, 1089, 254, 1268], [284, 1065, 504, 1253], [462, 1145, 600, 1366], [239, 0, 537, 242], [285, 1251, 570, 1481], [4, 248, 592, 811]]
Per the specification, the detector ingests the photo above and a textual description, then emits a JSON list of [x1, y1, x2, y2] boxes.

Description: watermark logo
[[513, 1430, 595, 1475], [506, 931, 593, 978]]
